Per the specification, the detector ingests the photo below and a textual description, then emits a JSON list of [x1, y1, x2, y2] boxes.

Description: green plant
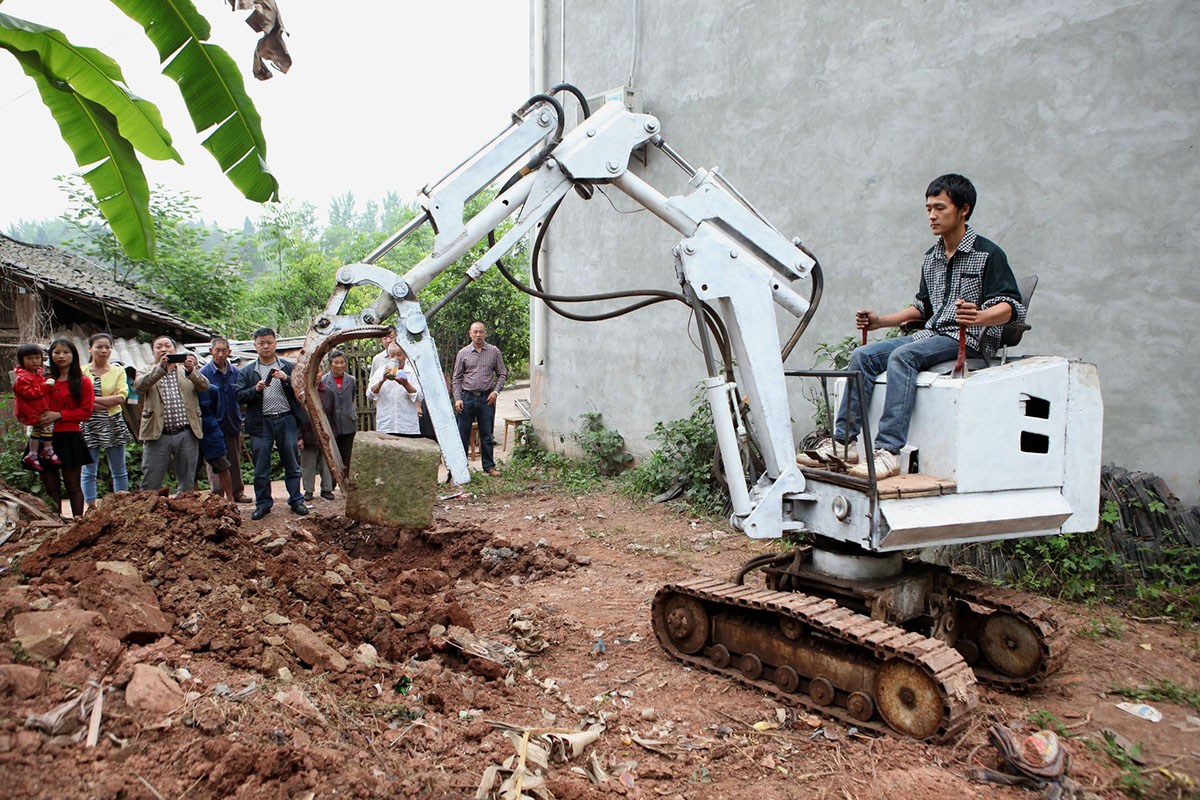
[[1080, 614, 1126, 641], [621, 392, 727, 518], [1110, 679, 1200, 714], [572, 412, 632, 477], [9, 641, 31, 664], [1099, 729, 1152, 798], [1026, 709, 1072, 738]]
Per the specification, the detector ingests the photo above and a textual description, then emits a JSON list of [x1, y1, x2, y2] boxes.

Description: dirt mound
[[0, 491, 583, 799]]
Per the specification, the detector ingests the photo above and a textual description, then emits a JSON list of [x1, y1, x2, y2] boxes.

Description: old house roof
[[0, 234, 215, 341]]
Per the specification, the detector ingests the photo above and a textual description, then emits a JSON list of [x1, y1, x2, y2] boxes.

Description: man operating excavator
[[798, 174, 1026, 479]]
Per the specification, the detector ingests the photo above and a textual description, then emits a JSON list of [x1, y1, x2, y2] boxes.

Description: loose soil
[[1, 487, 1197, 799]]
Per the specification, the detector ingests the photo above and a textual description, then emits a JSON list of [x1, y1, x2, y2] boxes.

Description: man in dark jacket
[[235, 328, 305, 519]]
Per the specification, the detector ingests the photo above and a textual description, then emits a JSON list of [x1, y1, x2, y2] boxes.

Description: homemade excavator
[[294, 85, 1103, 741]]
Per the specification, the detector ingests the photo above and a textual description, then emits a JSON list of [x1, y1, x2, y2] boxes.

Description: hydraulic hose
[[547, 82, 591, 118]]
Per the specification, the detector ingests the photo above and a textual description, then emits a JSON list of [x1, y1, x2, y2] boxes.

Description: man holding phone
[[235, 327, 306, 520], [135, 334, 209, 492]]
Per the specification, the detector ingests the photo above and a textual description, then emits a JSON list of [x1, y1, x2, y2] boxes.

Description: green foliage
[[1, 1, 275, 259], [1079, 614, 1126, 641], [1098, 730, 1152, 798], [622, 392, 727, 519], [572, 413, 632, 477], [0, 399, 47, 505], [501, 417, 621, 495], [62, 178, 248, 329], [1025, 709, 1072, 738], [1110, 679, 1200, 714], [1002, 521, 1200, 624]]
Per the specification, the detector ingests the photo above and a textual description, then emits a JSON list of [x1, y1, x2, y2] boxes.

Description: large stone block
[[344, 432, 441, 529]]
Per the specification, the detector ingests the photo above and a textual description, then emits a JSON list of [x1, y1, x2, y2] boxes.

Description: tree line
[[6, 182, 532, 377]]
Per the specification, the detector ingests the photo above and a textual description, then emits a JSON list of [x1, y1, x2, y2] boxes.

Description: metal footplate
[[652, 578, 978, 740], [948, 578, 1071, 691]]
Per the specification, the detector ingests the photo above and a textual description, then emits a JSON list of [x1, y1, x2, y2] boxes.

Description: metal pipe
[[399, 175, 536, 293], [705, 375, 752, 517], [612, 172, 697, 238], [652, 137, 698, 178], [363, 211, 430, 265]]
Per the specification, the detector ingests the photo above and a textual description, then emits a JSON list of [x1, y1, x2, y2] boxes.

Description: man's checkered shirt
[[910, 226, 1026, 358]]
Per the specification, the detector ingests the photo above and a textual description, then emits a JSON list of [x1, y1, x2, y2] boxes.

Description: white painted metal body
[[789, 357, 1104, 551], [306, 95, 1104, 560]]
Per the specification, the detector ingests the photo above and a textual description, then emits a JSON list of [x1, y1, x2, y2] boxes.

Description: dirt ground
[[1, 486, 1197, 799]]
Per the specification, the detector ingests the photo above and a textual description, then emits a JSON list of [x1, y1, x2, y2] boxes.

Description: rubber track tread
[[653, 578, 978, 741], [950, 577, 1070, 691]]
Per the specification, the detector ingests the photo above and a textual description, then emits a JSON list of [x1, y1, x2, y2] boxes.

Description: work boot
[[796, 438, 858, 468], [848, 450, 900, 480]]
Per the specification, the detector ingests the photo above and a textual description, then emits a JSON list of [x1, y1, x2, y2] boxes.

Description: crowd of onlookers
[[11, 320, 509, 520]]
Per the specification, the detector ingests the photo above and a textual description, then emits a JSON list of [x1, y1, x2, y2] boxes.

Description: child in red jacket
[[12, 343, 61, 471]]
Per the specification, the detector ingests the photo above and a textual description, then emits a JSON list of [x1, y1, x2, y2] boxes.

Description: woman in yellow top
[[81, 333, 132, 511]]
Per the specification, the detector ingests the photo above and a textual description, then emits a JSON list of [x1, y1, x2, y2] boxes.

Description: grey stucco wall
[[530, 0, 1200, 503]]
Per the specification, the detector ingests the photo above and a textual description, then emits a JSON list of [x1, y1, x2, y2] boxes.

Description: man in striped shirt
[[452, 321, 508, 477]]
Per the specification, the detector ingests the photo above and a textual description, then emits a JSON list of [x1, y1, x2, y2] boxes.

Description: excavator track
[[652, 577, 978, 741], [948, 577, 1071, 692]]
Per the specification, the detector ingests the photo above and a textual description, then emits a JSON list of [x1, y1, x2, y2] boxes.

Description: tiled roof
[[0, 234, 214, 340]]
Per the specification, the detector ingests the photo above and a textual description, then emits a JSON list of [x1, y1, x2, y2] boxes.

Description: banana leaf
[[0, 13, 181, 164], [11, 49, 154, 260], [110, 0, 279, 203]]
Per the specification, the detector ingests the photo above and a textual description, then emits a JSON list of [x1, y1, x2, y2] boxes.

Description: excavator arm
[[295, 88, 819, 535]]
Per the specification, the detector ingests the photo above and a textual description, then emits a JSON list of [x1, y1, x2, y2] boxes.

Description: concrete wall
[[530, 0, 1200, 503]]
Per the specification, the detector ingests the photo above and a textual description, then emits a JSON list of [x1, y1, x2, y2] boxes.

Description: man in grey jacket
[[319, 348, 358, 475]]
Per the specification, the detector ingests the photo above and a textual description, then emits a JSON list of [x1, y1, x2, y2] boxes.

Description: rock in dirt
[[285, 623, 348, 673], [0, 664, 44, 699], [125, 663, 184, 714], [12, 608, 103, 661], [95, 561, 139, 578], [352, 643, 378, 667], [76, 571, 170, 644], [344, 432, 441, 529], [0, 586, 29, 621]]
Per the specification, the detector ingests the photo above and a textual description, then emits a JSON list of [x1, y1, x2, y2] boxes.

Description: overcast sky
[[0, 1, 531, 230]]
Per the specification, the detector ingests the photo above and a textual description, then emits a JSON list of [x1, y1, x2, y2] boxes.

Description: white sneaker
[[797, 438, 859, 468], [848, 450, 900, 479]]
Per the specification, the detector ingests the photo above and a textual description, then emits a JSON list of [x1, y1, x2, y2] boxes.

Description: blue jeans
[[81, 445, 129, 503], [835, 334, 967, 454], [250, 414, 303, 511], [458, 392, 497, 472]]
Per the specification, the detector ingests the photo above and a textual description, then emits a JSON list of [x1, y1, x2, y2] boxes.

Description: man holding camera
[[135, 334, 210, 492], [235, 327, 306, 520]]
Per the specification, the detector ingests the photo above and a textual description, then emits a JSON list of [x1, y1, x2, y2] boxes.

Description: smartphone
[[264, 370, 274, 385], [166, 353, 187, 363]]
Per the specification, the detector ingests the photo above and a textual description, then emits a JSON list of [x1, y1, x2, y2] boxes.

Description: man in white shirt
[[368, 342, 423, 436]]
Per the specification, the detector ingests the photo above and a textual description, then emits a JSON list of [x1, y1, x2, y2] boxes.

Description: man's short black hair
[[151, 334, 176, 348], [252, 327, 276, 340], [926, 174, 976, 220]]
